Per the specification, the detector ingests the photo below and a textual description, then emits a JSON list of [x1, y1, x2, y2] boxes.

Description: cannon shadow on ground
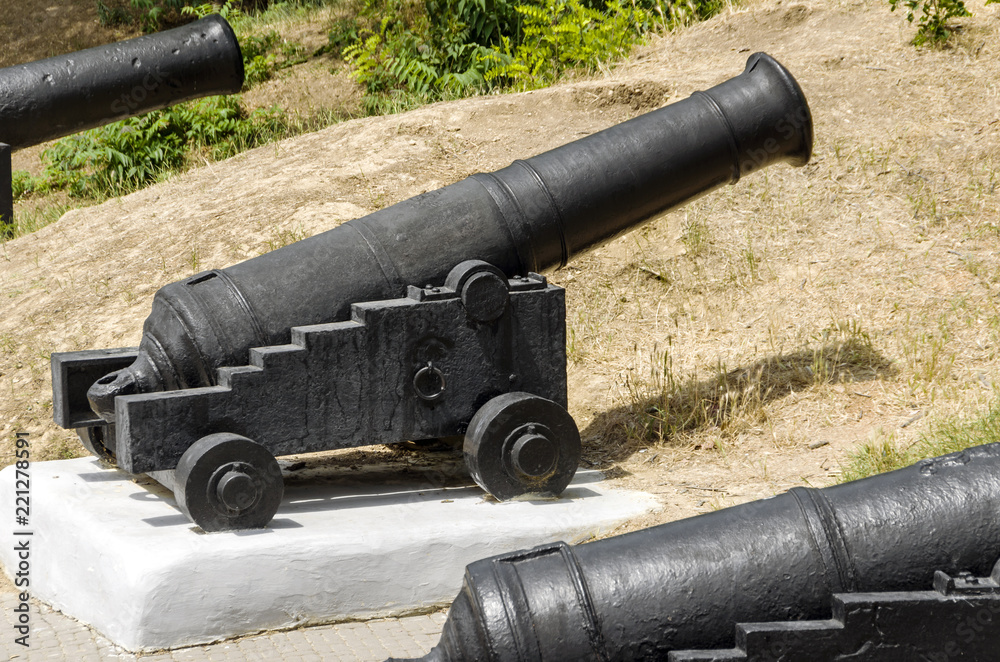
[[581, 338, 897, 464]]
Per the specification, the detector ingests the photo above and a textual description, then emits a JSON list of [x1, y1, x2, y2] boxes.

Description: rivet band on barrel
[[493, 555, 543, 661], [557, 542, 609, 661], [214, 269, 268, 349], [348, 220, 402, 289], [790, 486, 858, 594], [693, 91, 742, 184], [472, 172, 536, 276], [512, 159, 569, 269]]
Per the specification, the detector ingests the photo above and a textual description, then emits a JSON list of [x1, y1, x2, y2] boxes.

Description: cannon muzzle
[[0, 14, 244, 151], [411, 443, 1000, 661], [86, 52, 812, 423]]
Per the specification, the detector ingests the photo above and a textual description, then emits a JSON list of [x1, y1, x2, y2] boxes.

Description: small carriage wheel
[[77, 425, 116, 463], [464, 392, 581, 501], [174, 433, 284, 532]]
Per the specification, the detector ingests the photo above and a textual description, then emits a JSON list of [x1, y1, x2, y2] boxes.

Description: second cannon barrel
[[413, 443, 1000, 661], [0, 14, 244, 151]]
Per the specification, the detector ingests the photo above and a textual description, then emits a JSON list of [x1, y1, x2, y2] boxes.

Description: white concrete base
[[0, 458, 659, 651]]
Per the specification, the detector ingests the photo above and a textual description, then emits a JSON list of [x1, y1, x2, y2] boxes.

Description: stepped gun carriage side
[[0, 14, 245, 226], [50, 53, 814, 532]]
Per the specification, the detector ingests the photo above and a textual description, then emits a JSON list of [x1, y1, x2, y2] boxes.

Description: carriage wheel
[[174, 433, 283, 532], [464, 392, 580, 501], [77, 425, 116, 463]]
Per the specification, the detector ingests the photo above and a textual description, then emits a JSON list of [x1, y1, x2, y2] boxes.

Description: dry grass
[[840, 397, 1000, 481], [2, 0, 1000, 536], [611, 321, 891, 447], [0, 0, 137, 68]]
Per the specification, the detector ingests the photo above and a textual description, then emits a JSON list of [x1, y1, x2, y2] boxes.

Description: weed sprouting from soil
[[263, 224, 308, 252], [839, 431, 909, 482], [680, 213, 710, 257]]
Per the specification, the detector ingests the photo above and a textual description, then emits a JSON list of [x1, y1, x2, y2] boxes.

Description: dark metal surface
[[670, 560, 1000, 661], [464, 392, 581, 501], [446, 260, 511, 324], [51, 347, 139, 429], [85, 52, 812, 423], [173, 432, 284, 532], [81, 271, 567, 478], [76, 426, 116, 463], [0, 143, 11, 227], [54, 53, 812, 529], [0, 15, 244, 151], [410, 443, 1000, 661], [54, 270, 573, 531]]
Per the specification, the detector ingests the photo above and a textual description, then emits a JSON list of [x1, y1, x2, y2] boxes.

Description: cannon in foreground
[[407, 443, 1000, 661], [673, 560, 1000, 661], [0, 14, 244, 224], [51, 53, 813, 531]]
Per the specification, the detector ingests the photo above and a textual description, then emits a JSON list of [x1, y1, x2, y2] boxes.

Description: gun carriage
[[51, 53, 813, 532]]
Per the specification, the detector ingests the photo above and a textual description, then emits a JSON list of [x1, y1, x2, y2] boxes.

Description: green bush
[[10, 171, 41, 201], [483, 0, 654, 91], [16, 97, 287, 201], [96, 0, 200, 31], [343, 0, 725, 105], [889, 0, 971, 46], [343, 0, 511, 98], [325, 15, 361, 57]]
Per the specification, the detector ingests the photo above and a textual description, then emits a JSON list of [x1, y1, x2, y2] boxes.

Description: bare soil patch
[[0, 0, 137, 69], [241, 58, 362, 119], [2, 0, 1000, 546]]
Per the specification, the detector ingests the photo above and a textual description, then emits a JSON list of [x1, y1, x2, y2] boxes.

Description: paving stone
[[0, 594, 443, 661]]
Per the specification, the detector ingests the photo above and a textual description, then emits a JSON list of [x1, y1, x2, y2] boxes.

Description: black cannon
[[50, 53, 813, 531], [0, 14, 244, 224], [408, 443, 1000, 661], [674, 561, 1000, 661]]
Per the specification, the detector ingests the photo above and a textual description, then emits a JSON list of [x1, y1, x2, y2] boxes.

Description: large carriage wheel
[[174, 433, 283, 532], [464, 392, 581, 501], [77, 425, 115, 463]]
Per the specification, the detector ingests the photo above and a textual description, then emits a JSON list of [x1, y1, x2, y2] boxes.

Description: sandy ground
[[0, 0, 137, 69], [1, 0, 1000, 589]]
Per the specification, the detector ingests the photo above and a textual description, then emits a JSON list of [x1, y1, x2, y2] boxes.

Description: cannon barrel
[[0, 14, 244, 151], [409, 443, 1000, 661], [87, 52, 812, 421]]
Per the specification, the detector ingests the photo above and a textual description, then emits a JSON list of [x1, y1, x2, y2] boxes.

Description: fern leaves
[[344, 0, 685, 100], [16, 97, 287, 201], [485, 0, 655, 91]]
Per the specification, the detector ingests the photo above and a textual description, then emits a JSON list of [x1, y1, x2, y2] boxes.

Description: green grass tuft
[[839, 400, 1000, 482]]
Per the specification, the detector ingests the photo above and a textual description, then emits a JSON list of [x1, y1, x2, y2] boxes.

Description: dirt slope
[[0, 0, 137, 69], [2, 0, 999, 535]]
